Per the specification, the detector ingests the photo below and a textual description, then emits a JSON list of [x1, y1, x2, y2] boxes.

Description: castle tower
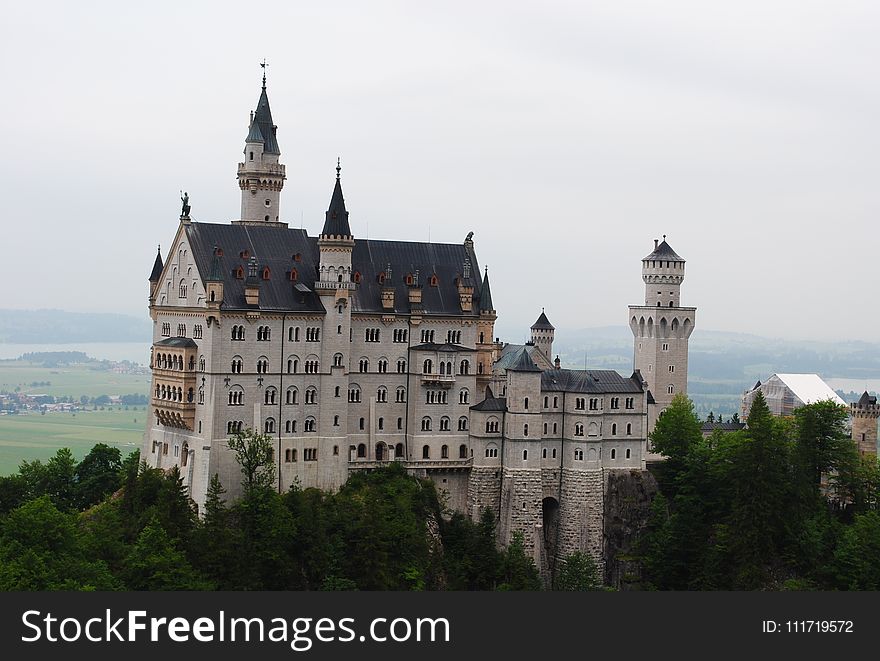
[[148, 245, 163, 304], [476, 267, 497, 392], [530, 310, 554, 363], [316, 161, 357, 444], [235, 70, 286, 224], [629, 236, 696, 431], [851, 391, 879, 456]]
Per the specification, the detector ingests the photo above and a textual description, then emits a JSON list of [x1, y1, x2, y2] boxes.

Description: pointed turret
[[149, 245, 164, 283], [530, 309, 555, 362], [508, 347, 541, 373], [479, 268, 495, 313], [236, 69, 286, 225], [531, 310, 554, 330], [148, 245, 163, 304], [321, 160, 352, 238]]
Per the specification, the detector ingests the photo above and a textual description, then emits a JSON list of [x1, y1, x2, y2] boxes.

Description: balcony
[[152, 397, 196, 430], [421, 374, 455, 388]]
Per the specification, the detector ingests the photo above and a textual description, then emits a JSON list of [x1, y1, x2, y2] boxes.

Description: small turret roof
[[643, 237, 684, 262], [207, 247, 223, 282], [479, 268, 494, 312], [508, 346, 541, 372], [149, 246, 163, 282], [321, 164, 352, 237], [531, 310, 554, 330], [857, 391, 878, 408]]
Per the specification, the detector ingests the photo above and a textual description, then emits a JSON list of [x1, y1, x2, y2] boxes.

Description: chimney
[[654, 238, 659, 249]]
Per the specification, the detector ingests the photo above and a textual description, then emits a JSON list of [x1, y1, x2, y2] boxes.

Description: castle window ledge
[[349, 458, 472, 471], [421, 374, 455, 387], [152, 402, 195, 430], [313, 281, 357, 292]]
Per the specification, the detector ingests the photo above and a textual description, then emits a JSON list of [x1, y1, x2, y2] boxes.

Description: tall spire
[[247, 62, 279, 154], [480, 267, 494, 312], [149, 245, 163, 282], [321, 160, 352, 237]]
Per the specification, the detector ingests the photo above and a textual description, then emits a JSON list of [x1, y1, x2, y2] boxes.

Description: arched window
[[459, 388, 469, 404], [626, 423, 632, 435], [423, 359, 433, 374], [422, 444, 430, 459], [611, 423, 617, 436], [459, 444, 467, 459], [286, 388, 298, 405], [485, 444, 499, 458], [357, 443, 366, 458], [543, 396, 549, 408], [333, 353, 343, 367], [264, 418, 275, 433], [459, 360, 469, 375], [458, 416, 468, 431], [522, 449, 528, 460], [611, 448, 617, 460], [421, 417, 432, 431], [524, 397, 529, 410], [264, 388, 277, 405], [523, 424, 529, 437], [304, 417, 316, 432], [440, 416, 450, 431], [377, 387, 387, 403], [396, 387, 406, 403], [306, 387, 318, 404], [441, 445, 449, 459]]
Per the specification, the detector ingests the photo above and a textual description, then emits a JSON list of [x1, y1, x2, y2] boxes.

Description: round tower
[[236, 70, 286, 224], [851, 391, 879, 456], [530, 310, 555, 363], [642, 234, 685, 307]]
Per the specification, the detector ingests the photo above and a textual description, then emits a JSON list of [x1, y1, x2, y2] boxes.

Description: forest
[[0, 392, 876, 591]]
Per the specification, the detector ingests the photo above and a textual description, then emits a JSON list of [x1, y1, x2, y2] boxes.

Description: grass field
[[0, 361, 150, 398], [0, 408, 145, 475]]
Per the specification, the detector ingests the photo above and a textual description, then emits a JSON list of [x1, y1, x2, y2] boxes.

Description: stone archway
[[542, 497, 560, 573]]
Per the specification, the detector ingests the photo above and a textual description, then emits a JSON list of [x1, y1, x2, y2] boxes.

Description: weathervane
[[260, 58, 268, 88], [336, 157, 341, 180]]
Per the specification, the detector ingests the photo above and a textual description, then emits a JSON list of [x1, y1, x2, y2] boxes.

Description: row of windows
[[153, 352, 195, 371], [420, 416, 469, 431], [283, 447, 325, 462], [422, 359, 470, 374], [481, 446, 633, 461], [571, 397, 634, 411], [154, 384, 194, 403]]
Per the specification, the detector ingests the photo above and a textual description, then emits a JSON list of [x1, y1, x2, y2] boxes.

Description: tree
[[0, 496, 119, 590], [190, 475, 243, 589], [122, 517, 213, 590], [75, 443, 122, 510], [497, 532, 541, 590], [227, 428, 276, 494], [554, 551, 602, 590], [833, 511, 880, 590], [793, 399, 851, 491], [649, 393, 704, 495]]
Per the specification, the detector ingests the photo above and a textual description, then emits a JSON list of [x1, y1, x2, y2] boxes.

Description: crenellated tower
[[530, 310, 554, 363], [235, 71, 286, 225], [851, 391, 879, 456], [629, 236, 696, 431]]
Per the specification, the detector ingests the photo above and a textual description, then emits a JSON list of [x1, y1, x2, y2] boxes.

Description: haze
[[1, 0, 876, 342]]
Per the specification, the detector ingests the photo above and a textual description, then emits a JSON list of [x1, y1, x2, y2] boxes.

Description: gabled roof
[[701, 421, 746, 432], [531, 310, 554, 330], [541, 369, 644, 394], [507, 347, 541, 372], [470, 397, 507, 412], [495, 343, 554, 371], [149, 246, 164, 282], [321, 171, 351, 237], [643, 238, 684, 262], [771, 373, 846, 407]]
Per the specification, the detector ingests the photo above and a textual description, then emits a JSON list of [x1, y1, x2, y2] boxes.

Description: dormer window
[[293, 253, 302, 262], [240, 250, 250, 259], [262, 267, 271, 280], [234, 266, 244, 279], [216, 248, 223, 256], [429, 274, 438, 287], [289, 268, 298, 282], [405, 274, 414, 286]]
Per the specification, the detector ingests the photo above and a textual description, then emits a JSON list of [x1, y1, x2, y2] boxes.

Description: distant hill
[[0, 309, 151, 344]]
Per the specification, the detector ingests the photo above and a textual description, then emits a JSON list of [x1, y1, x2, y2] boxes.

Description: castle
[[143, 75, 696, 574]]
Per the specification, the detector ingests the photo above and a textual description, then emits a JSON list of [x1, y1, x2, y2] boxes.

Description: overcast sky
[[1, 1, 877, 342]]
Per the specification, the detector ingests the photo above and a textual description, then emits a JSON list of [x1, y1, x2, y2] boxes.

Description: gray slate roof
[[155, 337, 198, 348], [643, 239, 684, 262], [857, 391, 878, 408], [531, 310, 554, 330], [479, 269, 494, 312], [507, 347, 541, 372], [410, 343, 476, 353], [470, 397, 507, 412], [184, 221, 486, 316], [540, 369, 644, 394], [149, 247, 164, 281], [249, 85, 280, 155], [321, 174, 351, 237], [701, 421, 746, 432]]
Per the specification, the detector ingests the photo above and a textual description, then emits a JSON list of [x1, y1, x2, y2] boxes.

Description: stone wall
[[558, 468, 605, 574]]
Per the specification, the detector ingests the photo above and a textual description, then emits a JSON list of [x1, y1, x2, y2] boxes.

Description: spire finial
[[336, 157, 341, 180], [663, 234, 666, 241], [157, 244, 161, 254], [260, 59, 268, 89]]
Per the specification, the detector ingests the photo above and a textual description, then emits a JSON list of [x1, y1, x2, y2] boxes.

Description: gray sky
[[2, 0, 877, 342]]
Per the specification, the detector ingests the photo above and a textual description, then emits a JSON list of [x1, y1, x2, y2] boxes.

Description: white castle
[[143, 75, 696, 574]]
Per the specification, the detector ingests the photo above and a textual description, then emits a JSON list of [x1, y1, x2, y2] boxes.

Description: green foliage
[[123, 517, 213, 590], [497, 531, 541, 591], [226, 428, 276, 494], [74, 443, 122, 509], [554, 551, 602, 591], [832, 511, 880, 590], [0, 496, 120, 590]]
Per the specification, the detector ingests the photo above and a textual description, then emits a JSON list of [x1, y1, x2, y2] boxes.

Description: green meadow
[[0, 360, 150, 475], [0, 408, 145, 475]]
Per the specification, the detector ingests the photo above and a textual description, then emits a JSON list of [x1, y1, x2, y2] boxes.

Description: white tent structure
[[742, 373, 846, 419]]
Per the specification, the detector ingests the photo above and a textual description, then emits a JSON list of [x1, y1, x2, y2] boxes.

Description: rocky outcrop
[[604, 468, 658, 590]]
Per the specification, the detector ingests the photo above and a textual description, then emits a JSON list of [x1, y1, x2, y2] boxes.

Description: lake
[[0, 342, 149, 366]]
